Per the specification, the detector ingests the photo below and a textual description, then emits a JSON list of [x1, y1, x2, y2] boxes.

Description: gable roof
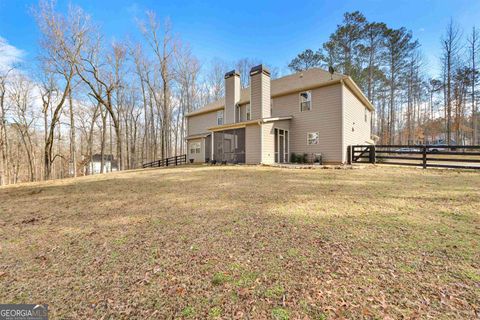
[[186, 68, 373, 117]]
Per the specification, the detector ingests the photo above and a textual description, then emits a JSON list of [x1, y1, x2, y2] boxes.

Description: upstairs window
[[307, 132, 319, 145], [364, 108, 368, 122], [300, 91, 312, 112], [246, 104, 251, 121], [217, 110, 224, 125]]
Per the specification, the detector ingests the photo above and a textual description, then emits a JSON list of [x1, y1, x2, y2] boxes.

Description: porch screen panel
[[214, 132, 223, 162], [205, 134, 211, 162], [213, 128, 245, 163]]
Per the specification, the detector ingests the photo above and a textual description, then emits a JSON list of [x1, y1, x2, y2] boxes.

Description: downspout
[[340, 80, 345, 164]]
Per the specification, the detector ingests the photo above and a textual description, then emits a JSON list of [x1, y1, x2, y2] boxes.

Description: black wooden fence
[[142, 154, 187, 168], [349, 145, 480, 170]]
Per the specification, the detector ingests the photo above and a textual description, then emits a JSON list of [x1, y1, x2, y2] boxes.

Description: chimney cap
[[224, 70, 240, 79], [249, 64, 270, 77]]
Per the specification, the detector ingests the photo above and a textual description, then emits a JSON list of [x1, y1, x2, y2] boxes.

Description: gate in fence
[[349, 145, 480, 170]]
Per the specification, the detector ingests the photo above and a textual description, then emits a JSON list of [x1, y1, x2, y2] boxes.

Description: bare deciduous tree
[[35, 1, 88, 179], [441, 20, 462, 145]]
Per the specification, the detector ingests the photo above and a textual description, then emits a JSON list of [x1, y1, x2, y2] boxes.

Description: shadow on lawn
[[1, 166, 479, 319]]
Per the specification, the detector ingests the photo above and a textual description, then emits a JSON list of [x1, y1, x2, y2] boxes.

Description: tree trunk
[[473, 36, 478, 145], [69, 88, 77, 177], [0, 89, 9, 185], [100, 105, 106, 174], [87, 104, 100, 175], [446, 52, 452, 145]]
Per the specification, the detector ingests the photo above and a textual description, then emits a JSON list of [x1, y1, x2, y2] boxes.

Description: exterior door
[[275, 129, 289, 163]]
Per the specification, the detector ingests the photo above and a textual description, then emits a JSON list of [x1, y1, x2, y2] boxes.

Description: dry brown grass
[[0, 165, 479, 319]]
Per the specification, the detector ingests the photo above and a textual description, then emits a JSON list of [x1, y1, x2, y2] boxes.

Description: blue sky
[[1, 0, 480, 76]]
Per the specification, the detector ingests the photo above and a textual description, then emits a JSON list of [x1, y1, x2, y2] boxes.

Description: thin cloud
[[0, 36, 25, 71]]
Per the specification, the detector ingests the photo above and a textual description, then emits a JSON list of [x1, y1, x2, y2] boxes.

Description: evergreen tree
[[288, 49, 324, 72]]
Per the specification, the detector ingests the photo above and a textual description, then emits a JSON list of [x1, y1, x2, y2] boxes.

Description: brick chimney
[[249, 65, 271, 119], [224, 70, 240, 124]]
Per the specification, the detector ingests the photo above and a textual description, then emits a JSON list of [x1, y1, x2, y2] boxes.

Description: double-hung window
[[246, 104, 251, 121], [300, 91, 312, 112], [190, 142, 201, 154]]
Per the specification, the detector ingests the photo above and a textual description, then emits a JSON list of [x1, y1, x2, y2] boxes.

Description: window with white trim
[[189, 142, 201, 154], [217, 110, 224, 125], [364, 108, 368, 122], [300, 91, 312, 112], [246, 103, 251, 121], [307, 132, 319, 145]]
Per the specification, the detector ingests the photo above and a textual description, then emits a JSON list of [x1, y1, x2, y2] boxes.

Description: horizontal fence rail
[[142, 154, 187, 168], [349, 145, 480, 170]]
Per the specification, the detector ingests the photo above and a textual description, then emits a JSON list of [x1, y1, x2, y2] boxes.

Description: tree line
[[0, 1, 275, 185], [1, 6, 479, 185], [289, 11, 479, 147]]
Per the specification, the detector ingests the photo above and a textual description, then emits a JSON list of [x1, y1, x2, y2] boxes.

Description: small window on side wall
[[307, 132, 319, 145], [217, 110, 224, 125], [364, 108, 368, 122], [246, 104, 251, 121], [190, 142, 201, 154], [300, 91, 312, 112]]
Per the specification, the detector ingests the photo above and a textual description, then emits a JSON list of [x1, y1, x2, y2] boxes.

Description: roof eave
[[342, 77, 375, 112], [186, 74, 374, 118], [186, 106, 224, 117], [207, 119, 261, 131]]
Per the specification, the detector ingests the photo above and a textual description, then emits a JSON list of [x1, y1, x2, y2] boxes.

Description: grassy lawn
[[0, 165, 479, 319]]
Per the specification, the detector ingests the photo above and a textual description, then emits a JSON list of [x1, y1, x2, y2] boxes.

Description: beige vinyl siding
[[261, 123, 275, 164], [271, 83, 343, 163], [245, 124, 261, 164], [250, 73, 271, 120], [237, 104, 247, 123], [272, 119, 290, 131], [188, 110, 219, 136], [225, 75, 239, 124], [261, 74, 271, 118], [342, 84, 372, 162], [187, 138, 204, 163]]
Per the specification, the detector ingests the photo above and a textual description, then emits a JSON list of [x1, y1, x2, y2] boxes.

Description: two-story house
[[186, 65, 374, 164]]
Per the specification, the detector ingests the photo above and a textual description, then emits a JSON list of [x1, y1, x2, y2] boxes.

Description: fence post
[[175, 156, 178, 166], [370, 145, 376, 164], [422, 145, 427, 169]]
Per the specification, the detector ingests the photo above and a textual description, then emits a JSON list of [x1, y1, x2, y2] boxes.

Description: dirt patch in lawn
[[0, 166, 479, 319]]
